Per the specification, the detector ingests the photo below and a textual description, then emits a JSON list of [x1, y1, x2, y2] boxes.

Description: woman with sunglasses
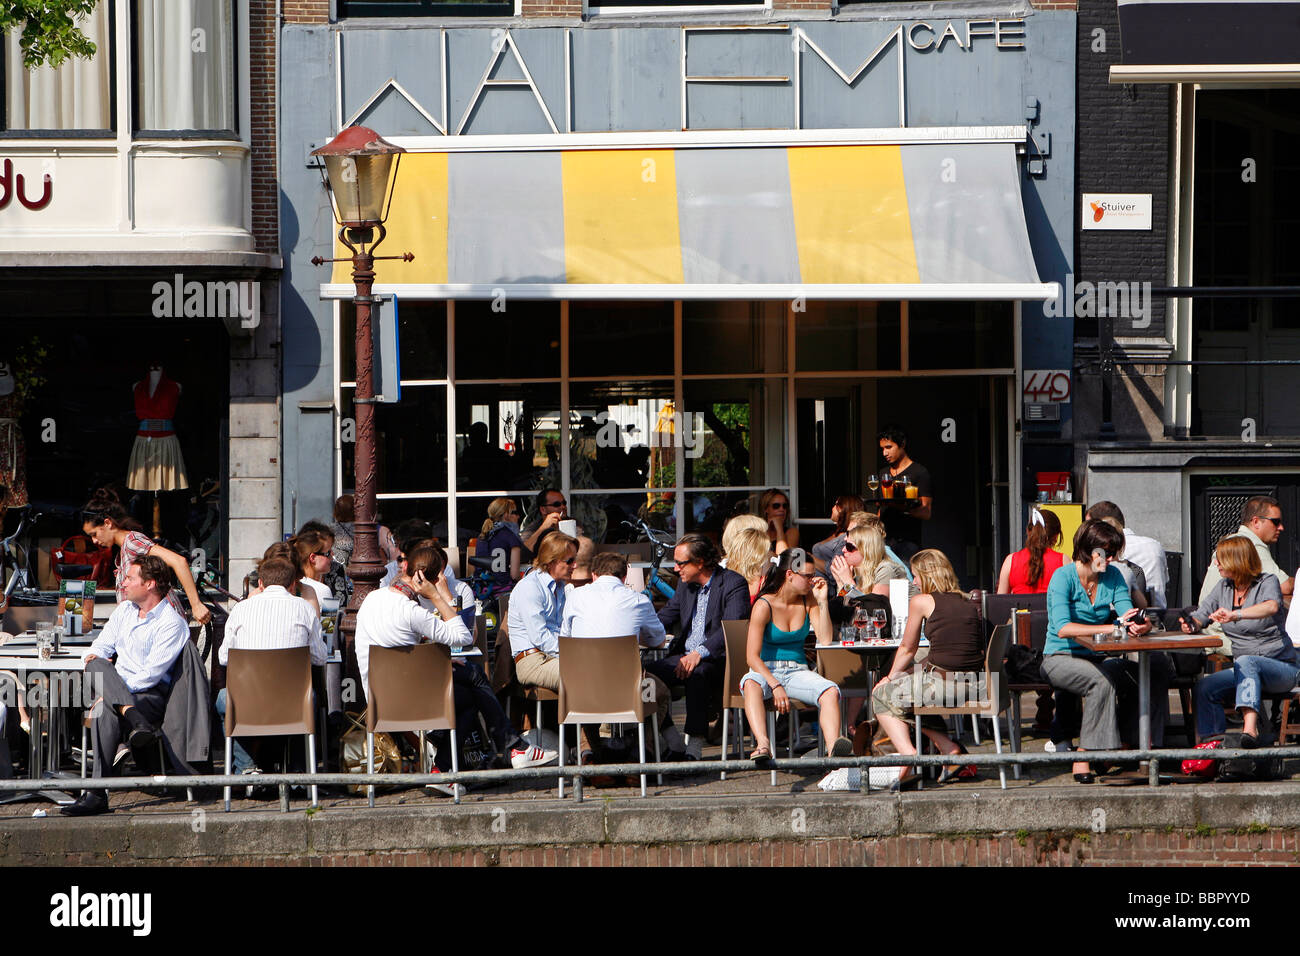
[[293, 531, 334, 608], [1042, 519, 1168, 783], [475, 497, 524, 595], [81, 492, 210, 624], [828, 523, 908, 600], [758, 488, 799, 554], [741, 547, 851, 761], [810, 494, 864, 574]]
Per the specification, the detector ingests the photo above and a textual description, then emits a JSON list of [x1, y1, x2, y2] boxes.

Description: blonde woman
[[869, 550, 984, 789], [828, 523, 908, 599], [475, 497, 523, 594], [722, 513, 767, 559], [726, 527, 773, 604]]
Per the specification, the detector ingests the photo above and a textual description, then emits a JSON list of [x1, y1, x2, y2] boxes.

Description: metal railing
[[5, 746, 1297, 810]]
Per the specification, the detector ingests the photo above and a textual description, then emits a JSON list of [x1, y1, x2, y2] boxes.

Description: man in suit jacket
[[645, 533, 750, 759]]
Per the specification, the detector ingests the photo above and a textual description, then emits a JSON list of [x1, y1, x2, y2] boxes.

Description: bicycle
[[622, 516, 677, 602], [0, 506, 50, 610]]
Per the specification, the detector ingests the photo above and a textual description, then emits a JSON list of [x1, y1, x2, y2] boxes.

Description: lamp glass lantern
[[311, 125, 405, 228]]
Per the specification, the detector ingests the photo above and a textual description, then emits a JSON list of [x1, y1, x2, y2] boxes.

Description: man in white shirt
[[1085, 501, 1170, 608], [63, 556, 190, 816], [215, 556, 328, 777], [561, 552, 671, 743]]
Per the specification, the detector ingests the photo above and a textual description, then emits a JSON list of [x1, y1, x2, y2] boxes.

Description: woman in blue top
[[1042, 520, 1166, 783], [741, 548, 851, 760], [475, 497, 524, 594]]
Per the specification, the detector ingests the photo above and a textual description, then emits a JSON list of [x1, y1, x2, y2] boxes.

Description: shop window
[[341, 386, 449, 493], [907, 301, 1012, 370], [682, 300, 785, 375], [342, 300, 448, 381], [339, 0, 514, 16], [455, 300, 559, 380], [134, 0, 236, 135], [681, 379, 782, 489], [795, 301, 901, 372], [2, 2, 113, 134], [454, 382, 561, 490], [569, 301, 673, 378]]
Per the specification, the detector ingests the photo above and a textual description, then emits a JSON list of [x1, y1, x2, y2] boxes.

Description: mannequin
[[127, 362, 188, 539]]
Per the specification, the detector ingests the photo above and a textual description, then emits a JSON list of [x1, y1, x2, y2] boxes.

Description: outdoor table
[[1072, 630, 1221, 750], [816, 636, 930, 719], [0, 651, 88, 805]]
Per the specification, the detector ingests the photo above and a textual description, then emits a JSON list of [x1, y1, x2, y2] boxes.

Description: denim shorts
[[741, 660, 839, 707]]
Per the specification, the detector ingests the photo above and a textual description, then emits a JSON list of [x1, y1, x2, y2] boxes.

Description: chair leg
[[768, 711, 777, 787], [971, 714, 981, 744], [80, 722, 87, 779], [536, 699, 543, 737], [451, 729, 460, 805], [366, 731, 375, 809], [1010, 699, 1023, 781], [788, 709, 797, 758], [418, 730, 427, 774], [306, 732, 319, 809], [652, 714, 662, 786], [557, 723, 566, 800], [914, 716, 923, 791], [224, 736, 233, 812], [637, 722, 647, 797], [1179, 688, 1195, 746], [720, 707, 729, 781], [992, 714, 1007, 790]]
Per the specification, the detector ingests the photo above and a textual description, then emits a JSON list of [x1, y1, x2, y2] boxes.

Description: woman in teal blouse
[[1042, 520, 1166, 783]]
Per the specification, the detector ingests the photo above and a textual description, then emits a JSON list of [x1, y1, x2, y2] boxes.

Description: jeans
[[1194, 655, 1300, 738], [214, 688, 255, 774]]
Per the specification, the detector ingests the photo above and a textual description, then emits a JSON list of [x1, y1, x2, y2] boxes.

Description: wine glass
[[867, 474, 880, 495], [871, 609, 888, 641], [852, 606, 870, 643]]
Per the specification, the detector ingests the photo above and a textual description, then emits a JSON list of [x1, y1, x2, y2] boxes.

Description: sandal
[[749, 745, 772, 761]]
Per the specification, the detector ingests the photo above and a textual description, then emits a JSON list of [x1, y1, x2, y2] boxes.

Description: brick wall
[[521, 0, 583, 17], [250, 0, 277, 254], [31, 830, 1300, 867], [283, 0, 329, 23]]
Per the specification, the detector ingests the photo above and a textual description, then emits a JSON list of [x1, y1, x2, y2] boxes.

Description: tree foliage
[[0, 1, 100, 71]]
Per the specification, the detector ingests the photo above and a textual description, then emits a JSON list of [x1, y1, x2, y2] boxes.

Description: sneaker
[[510, 743, 558, 769], [241, 768, 273, 800], [830, 736, 855, 758], [424, 768, 457, 798], [683, 737, 703, 761]]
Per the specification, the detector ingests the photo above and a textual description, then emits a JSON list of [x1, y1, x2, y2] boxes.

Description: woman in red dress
[[997, 508, 1064, 594]]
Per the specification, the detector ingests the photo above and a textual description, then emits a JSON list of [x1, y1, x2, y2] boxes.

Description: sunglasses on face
[[545, 500, 566, 509], [1263, 516, 1284, 527], [842, 542, 858, 554], [314, 550, 331, 558], [673, 558, 698, 569], [769, 502, 788, 510], [561, 557, 577, 566]]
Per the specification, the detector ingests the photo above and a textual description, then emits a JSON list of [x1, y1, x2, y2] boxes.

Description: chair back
[[913, 623, 1012, 718], [722, 619, 750, 709], [224, 646, 314, 737], [367, 643, 456, 734], [556, 635, 645, 723], [816, 647, 873, 688]]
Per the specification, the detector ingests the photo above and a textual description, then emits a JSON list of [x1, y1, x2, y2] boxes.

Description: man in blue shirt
[[646, 533, 750, 760], [63, 555, 191, 816]]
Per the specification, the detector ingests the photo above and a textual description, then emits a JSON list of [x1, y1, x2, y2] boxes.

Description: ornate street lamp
[[310, 126, 413, 678]]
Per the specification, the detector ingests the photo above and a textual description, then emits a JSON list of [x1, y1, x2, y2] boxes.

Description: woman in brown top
[[869, 549, 984, 790]]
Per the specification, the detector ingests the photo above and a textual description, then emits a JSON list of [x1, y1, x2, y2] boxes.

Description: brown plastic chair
[[721, 619, 810, 786], [912, 623, 1015, 790], [556, 635, 660, 798], [367, 642, 459, 806], [816, 646, 874, 738], [223, 646, 317, 811]]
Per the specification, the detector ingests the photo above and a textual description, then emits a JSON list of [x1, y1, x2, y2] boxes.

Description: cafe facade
[[279, 0, 1078, 587]]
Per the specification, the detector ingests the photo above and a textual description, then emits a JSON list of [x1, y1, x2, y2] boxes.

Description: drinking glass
[[871, 609, 888, 640], [852, 607, 870, 642], [904, 479, 919, 500], [880, 472, 895, 497], [867, 474, 880, 495]]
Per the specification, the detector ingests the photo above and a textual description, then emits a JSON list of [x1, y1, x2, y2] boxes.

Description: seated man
[[64, 556, 191, 816], [645, 533, 750, 760], [508, 532, 604, 758], [215, 556, 328, 781], [561, 551, 671, 740]]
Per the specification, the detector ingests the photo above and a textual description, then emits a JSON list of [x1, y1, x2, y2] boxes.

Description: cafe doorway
[[795, 375, 1012, 590]]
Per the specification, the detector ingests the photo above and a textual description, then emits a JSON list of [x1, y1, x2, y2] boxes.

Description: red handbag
[[1181, 739, 1221, 777], [52, 535, 114, 589]]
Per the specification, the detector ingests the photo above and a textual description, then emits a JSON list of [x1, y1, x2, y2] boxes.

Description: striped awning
[[324, 130, 1054, 301]]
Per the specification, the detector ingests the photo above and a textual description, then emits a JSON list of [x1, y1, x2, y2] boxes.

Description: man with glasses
[[645, 533, 750, 760], [522, 488, 569, 558], [1199, 496, 1293, 606]]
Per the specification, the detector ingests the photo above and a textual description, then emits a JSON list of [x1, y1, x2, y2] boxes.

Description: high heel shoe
[[1073, 772, 1096, 784]]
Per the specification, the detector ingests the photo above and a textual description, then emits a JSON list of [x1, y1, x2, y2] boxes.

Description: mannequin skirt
[[127, 434, 189, 491]]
